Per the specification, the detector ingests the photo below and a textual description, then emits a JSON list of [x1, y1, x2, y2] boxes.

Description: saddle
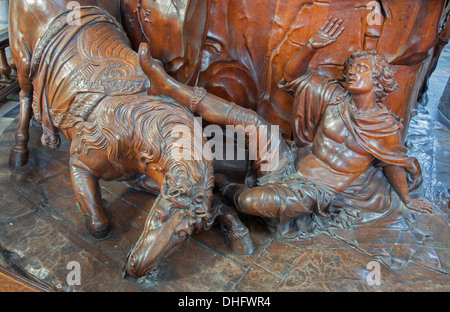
[[30, 6, 149, 149]]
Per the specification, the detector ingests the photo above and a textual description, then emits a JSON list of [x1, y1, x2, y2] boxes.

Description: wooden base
[[0, 266, 52, 292], [0, 114, 448, 291]]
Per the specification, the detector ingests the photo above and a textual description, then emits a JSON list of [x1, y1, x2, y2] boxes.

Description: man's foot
[[213, 173, 232, 196], [127, 175, 160, 195], [139, 42, 174, 95]]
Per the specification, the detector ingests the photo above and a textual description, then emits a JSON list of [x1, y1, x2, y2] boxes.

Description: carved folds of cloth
[[31, 7, 149, 149]]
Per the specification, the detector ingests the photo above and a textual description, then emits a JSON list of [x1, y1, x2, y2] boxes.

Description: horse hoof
[[85, 216, 111, 239], [227, 227, 255, 256], [9, 148, 29, 168]]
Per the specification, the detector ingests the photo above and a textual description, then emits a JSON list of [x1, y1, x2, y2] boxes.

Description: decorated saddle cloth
[[30, 6, 149, 149]]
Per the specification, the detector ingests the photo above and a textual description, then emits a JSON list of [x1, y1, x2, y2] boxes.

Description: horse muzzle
[[125, 209, 192, 278]]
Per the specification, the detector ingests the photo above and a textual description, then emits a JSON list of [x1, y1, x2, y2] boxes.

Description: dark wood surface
[[0, 265, 53, 292], [122, 0, 450, 140]]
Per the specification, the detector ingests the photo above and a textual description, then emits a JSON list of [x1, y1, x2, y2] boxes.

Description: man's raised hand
[[308, 17, 345, 50]]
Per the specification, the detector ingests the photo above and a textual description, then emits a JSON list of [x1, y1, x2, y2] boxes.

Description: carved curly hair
[[342, 49, 398, 103], [77, 94, 215, 199]]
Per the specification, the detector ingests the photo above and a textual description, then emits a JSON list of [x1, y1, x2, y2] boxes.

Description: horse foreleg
[[70, 161, 110, 239], [9, 89, 32, 168], [212, 196, 254, 256]]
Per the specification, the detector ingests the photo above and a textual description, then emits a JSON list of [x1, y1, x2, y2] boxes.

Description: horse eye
[[194, 195, 205, 204]]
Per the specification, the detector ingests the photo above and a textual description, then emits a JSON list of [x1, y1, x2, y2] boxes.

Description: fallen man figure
[[138, 17, 447, 273]]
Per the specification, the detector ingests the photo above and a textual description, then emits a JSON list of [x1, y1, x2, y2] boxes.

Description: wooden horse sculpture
[[8, 1, 253, 278]]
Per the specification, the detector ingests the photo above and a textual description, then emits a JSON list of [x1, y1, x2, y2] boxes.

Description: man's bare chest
[[317, 105, 368, 156]]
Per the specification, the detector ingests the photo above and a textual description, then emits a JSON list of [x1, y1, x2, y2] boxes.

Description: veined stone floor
[[0, 46, 448, 292]]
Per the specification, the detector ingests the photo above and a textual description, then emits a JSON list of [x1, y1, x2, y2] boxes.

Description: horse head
[[126, 162, 215, 277], [122, 101, 215, 277]]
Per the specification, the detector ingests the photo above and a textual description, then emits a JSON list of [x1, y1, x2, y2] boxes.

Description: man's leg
[[215, 174, 319, 238], [139, 43, 291, 176], [215, 174, 310, 219]]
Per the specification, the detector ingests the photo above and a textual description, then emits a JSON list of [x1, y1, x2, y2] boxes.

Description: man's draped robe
[[277, 70, 445, 273]]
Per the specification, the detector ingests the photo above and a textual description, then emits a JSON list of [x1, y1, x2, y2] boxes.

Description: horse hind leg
[[9, 88, 33, 168], [8, 44, 35, 168], [212, 196, 255, 256]]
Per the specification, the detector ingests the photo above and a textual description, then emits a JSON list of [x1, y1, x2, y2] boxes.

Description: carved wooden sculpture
[[121, 0, 450, 139], [120, 0, 210, 87], [7, 0, 448, 280], [119, 2, 447, 270], [8, 1, 253, 278], [138, 17, 432, 239], [8, 0, 121, 168]]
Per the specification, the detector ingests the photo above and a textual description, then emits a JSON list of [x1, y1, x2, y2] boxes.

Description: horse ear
[[161, 176, 180, 199], [138, 151, 159, 171], [161, 180, 170, 198]]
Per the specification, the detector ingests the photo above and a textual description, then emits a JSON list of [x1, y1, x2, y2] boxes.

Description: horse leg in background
[[70, 161, 110, 239], [9, 89, 33, 168], [211, 196, 254, 255]]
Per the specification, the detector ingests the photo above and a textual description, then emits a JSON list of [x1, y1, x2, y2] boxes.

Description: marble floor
[[0, 46, 448, 292], [425, 45, 450, 128]]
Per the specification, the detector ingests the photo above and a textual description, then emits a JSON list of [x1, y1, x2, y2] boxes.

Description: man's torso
[[295, 104, 374, 192]]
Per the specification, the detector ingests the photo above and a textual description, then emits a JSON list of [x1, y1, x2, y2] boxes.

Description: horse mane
[[76, 95, 214, 192]]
